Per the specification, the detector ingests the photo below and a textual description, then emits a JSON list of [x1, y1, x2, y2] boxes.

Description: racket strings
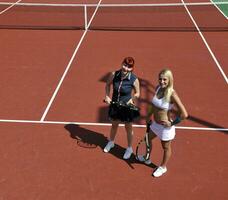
[[136, 140, 150, 161], [74, 136, 97, 148]]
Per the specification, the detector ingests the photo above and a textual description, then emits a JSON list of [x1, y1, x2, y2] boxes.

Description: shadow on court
[[64, 124, 157, 169], [187, 115, 227, 134], [98, 72, 227, 134]]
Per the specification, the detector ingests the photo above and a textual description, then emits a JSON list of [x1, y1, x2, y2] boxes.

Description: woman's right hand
[[104, 96, 112, 104]]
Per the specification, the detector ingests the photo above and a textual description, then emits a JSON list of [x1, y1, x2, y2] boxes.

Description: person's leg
[[148, 130, 157, 154], [138, 130, 157, 164], [153, 140, 171, 177], [103, 121, 119, 153], [125, 122, 133, 147], [160, 140, 172, 167], [123, 122, 133, 159], [109, 120, 119, 141]]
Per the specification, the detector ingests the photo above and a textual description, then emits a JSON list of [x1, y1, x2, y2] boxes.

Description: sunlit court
[[0, 0, 227, 199]]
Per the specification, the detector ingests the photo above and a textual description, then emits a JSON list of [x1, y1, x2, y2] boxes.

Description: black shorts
[[108, 101, 140, 123]]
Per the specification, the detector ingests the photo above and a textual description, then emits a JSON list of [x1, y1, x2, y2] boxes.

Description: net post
[[84, 5, 88, 30]]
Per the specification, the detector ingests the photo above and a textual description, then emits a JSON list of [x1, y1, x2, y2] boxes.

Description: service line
[[0, 119, 227, 132]]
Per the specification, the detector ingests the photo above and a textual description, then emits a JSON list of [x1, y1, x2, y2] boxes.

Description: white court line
[[0, 0, 22, 14], [182, 0, 228, 84], [40, 0, 103, 121], [210, 0, 228, 19], [0, 2, 228, 7], [0, 119, 227, 132]]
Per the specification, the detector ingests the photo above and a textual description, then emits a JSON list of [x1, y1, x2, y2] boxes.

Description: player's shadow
[[64, 124, 157, 169]]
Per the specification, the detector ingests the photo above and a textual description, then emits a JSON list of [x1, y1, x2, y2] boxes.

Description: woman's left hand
[[127, 98, 134, 105]]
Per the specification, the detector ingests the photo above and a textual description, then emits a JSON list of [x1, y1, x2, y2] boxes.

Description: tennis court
[[0, 0, 227, 199]]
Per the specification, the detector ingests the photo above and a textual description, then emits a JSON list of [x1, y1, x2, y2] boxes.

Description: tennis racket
[[103, 100, 140, 122], [135, 121, 151, 162]]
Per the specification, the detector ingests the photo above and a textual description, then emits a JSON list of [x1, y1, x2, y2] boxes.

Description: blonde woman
[[144, 69, 188, 177]]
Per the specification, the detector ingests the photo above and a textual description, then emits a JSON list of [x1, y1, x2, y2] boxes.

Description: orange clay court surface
[[0, 0, 227, 200]]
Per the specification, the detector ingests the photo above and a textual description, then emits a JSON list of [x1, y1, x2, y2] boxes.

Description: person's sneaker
[[137, 155, 152, 165], [123, 147, 133, 159], [103, 141, 114, 153], [153, 166, 167, 177]]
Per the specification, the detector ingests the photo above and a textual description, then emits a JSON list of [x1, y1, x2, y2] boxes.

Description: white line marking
[[40, 0, 103, 121], [0, 119, 227, 132], [210, 0, 228, 19], [182, 0, 228, 84], [0, 2, 228, 7], [1, 1, 227, 127], [84, 5, 88, 30], [0, 0, 22, 15]]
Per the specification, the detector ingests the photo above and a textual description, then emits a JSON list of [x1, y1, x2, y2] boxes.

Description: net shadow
[[89, 26, 228, 32], [98, 72, 227, 133], [187, 115, 227, 134]]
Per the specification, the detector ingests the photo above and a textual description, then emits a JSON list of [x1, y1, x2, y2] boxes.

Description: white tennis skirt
[[150, 121, 176, 141]]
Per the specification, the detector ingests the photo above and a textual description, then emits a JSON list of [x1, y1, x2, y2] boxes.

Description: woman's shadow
[[64, 124, 156, 169]]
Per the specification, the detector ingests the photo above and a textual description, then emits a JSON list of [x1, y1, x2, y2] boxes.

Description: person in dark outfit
[[103, 57, 140, 159]]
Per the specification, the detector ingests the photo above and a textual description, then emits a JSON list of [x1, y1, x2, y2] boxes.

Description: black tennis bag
[[108, 101, 140, 122]]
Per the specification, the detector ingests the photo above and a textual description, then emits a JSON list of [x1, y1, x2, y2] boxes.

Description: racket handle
[[146, 120, 152, 132]]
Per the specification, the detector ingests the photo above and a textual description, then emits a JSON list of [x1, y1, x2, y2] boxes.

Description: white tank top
[[152, 87, 173, 110]]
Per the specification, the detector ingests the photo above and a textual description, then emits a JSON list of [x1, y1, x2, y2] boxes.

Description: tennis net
[[0, 2, 227, 31]]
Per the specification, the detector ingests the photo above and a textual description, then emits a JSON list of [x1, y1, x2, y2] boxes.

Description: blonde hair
[[159, 68, 174, 102]]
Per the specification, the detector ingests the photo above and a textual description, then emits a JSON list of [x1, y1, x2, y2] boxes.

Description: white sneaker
[[137, 155, 152, 165], [153, 166, 167, 177], [123, 147, 133, 160], [103, 141, 114, 153]]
